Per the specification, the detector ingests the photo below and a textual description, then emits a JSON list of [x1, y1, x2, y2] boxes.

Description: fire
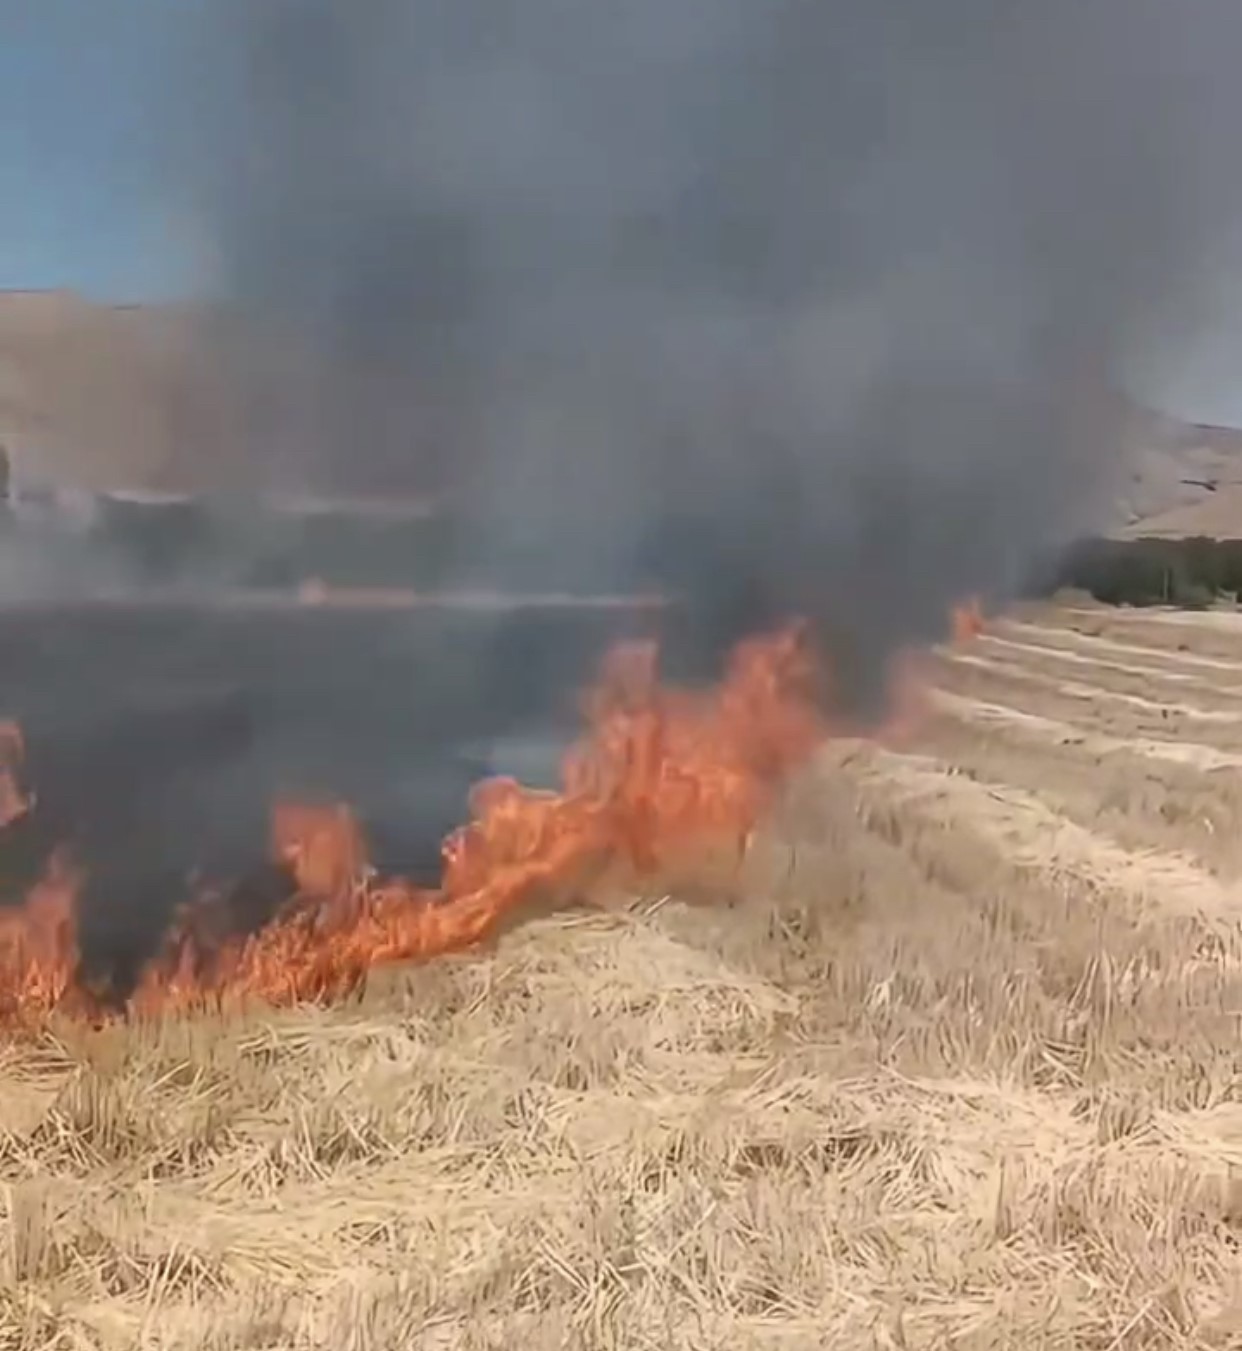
[[0, 623, 832, 1023], [0, 860, 79, 1021], [951, 595, 986, 643], [0, 720, 30, 828]]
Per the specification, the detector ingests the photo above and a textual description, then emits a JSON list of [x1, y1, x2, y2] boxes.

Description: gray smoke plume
[[172, 0, 1239, 694]]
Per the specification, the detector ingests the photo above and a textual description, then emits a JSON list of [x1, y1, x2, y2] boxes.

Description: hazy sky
[[2, 1, 1241, 425], [1150, 248, 1242, 424]]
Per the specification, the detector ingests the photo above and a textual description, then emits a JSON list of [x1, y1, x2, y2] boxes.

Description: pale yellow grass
[[931, 689, 1242, 772], [944, 650, 1242, 723], [3, 603, 1242, 1348], [0, 742, 1238, 1349]]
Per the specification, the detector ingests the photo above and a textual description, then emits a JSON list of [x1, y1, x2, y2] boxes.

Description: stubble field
[[1, 600, 1240, 1350]]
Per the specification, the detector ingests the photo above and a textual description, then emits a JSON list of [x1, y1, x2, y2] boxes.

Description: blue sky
[[0, 2, 202, 299], [1, 2, 1241, 423]]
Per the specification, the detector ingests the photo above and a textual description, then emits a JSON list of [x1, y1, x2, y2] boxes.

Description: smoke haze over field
[[170, 1, 1242, 687]]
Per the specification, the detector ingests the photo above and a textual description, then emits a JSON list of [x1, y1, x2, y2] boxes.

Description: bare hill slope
[[5, 289, 1242, 539], [0, 290, 236, 491], [1116, 411, 1242, 538]]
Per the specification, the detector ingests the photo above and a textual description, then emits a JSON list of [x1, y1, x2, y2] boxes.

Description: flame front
[[951, 596, 986, 643], [0, 624, 829, 1023]]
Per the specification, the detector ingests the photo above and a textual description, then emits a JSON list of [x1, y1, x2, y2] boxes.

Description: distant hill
[[4, 289, 1242, 537], [0, 289, 274, 493], [1113, 410, 1242, 539], [0, 290, 450, 501]]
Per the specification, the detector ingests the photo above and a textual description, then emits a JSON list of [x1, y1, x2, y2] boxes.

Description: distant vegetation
[[1040, 535, 1242, 609]]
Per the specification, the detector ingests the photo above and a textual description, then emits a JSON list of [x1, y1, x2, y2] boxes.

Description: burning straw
[[0, 599, 978, 1026], [0, 624, 830, 1024]]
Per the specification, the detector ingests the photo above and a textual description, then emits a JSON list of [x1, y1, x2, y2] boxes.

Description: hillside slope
[[1115, 411, 1242, 538], [0, 290, 242, 492], [5, 290, 1242, 539]]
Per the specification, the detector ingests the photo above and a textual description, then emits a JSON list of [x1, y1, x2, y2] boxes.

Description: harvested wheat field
[[3, 601, 1242, 1350]]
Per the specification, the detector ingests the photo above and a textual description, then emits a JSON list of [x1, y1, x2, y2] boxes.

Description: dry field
[[2, 600, 1242, 1349]]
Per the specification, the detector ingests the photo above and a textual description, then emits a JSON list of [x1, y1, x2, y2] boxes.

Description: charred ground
[[0, 595, 674, 1002], [0, 487, 876, 1004]]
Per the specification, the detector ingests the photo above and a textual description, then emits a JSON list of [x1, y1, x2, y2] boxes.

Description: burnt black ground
[[0, 495, 839, 996], [0, 599, 674, 994]]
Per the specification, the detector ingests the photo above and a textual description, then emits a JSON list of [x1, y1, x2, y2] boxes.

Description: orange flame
[[0, 720, 30, 829], [951, 596, 986, 644], [0, 860, 79, 1021], [0, 623, 838, 1024]]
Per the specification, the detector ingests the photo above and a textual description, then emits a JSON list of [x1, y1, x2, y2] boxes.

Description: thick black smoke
[[5, 0, 1242, 993], [173, 0, 1242, 694]]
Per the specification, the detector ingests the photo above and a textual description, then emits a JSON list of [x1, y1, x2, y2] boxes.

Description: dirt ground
[[2, 600, 1241, 1350]]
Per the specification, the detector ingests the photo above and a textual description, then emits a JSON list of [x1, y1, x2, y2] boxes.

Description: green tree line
[[1041, 535, 1242, 609]]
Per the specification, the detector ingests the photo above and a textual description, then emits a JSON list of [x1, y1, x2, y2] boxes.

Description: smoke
[[167, 1, 1242, 687]]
